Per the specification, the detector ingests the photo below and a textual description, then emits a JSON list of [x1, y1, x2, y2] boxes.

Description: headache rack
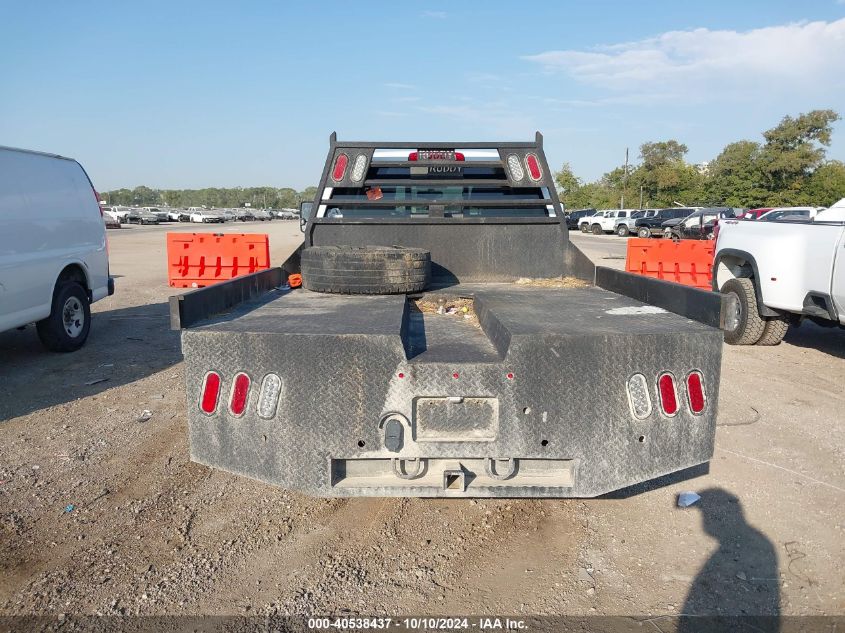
[[304, 132, 562, 236]]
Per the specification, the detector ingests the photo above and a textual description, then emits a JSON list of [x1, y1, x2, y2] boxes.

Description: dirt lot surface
[[1, 225, 843, 618]]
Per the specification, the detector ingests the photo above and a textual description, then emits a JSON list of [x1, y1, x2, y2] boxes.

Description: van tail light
[[524, 153, 543, 181], [657, 373, 678, 416], [229, 373, 251, 416], [200, 372, 221, 414], [686, 371, 705, 414], [331, 153, 349, 181], [94, 189, 103, 216]]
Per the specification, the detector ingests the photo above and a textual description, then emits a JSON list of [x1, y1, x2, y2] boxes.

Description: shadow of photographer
[[679, 488, 781, 632]]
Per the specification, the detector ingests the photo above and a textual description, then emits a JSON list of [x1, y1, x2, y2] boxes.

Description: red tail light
[[686, 371, 705, 414], [229, 372, 251, 416], [200, 372, 221, 414], [657, 373, 678, 416], [525, 153, 542, 181], [455, 152, 465, 161], [331, 153, 349, 181], [408, 151, 418, 161]]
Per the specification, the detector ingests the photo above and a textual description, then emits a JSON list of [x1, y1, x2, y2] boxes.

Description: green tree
[[759, 109, 840, 205], [804, 160, 845, 207], [705, 141, 768, 207], [554, 162, 583, 208]]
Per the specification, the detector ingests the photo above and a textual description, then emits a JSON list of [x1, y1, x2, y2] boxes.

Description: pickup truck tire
[[721, 277, 765, 345], [616, 225, 630, 237], [637, 227, 651, 239], [591, 224, 603, 235], [36, 281, 91, 352], [579, 223, 589, 233], [756, 316, 789, 346], [301, 245, 431, 295]]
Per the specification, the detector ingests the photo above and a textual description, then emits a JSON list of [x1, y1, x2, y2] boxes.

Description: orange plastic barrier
[[624, 238, 714, 290], [167, 233, 270, 288]]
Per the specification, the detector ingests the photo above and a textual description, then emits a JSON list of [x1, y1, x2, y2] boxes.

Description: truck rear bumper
[[181, 284, 722, 498]]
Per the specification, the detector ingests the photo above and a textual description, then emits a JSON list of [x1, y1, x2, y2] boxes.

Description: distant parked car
[[102, 209, 121, 229], [143, 207, 169, 221], [736, 208, 772, 220], [189, 209, 225, 223], [234, 209, 256, 221], [758, 207, 824, 222], [110, 206, 134, 222], [274, 209, 299, 220], [615, 209, 658, 236], [634, 208, 697, 238], [167, 208, 186, 222], [565, 209, 596, 230], [126, 209, 160, 225], [665, 208, 736, 240], [252, 209, 273, 221]]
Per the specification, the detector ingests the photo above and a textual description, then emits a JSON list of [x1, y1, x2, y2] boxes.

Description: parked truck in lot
[[714, 200, 845, 345], [170, 133, 729, 498]]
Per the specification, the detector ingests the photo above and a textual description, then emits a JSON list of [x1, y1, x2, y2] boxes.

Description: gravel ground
[[1, 223, 843, 618]]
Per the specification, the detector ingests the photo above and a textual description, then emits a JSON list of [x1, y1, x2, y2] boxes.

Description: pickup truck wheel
[[591, 224, 603, 235], [637, 227, 651, 239], [721, 278, 765, 345], [756, 316, 789, 346], [616, 225, 630, 237], [36, 281, 91, 352], [301, 245, 431, 294], [579, 224, 589, 233]]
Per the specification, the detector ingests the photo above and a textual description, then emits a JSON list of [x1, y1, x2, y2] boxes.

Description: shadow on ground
[[678, 488, 781, 632], [784, 320, 845, 359], [0, 302, 181, 421]]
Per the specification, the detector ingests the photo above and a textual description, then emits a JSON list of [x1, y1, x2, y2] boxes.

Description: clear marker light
[[627, 373, 652, 419], [350, 154, 368, 182], [257, 373, 282, 419], [507, 154, 525, 181]]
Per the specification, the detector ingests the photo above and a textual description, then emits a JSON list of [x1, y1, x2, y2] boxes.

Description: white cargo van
[[0, 146, 114, 351]]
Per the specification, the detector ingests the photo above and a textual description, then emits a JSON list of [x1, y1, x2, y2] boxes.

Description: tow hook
[[392, 458, 424, 480], [485, 457, 516, 480]]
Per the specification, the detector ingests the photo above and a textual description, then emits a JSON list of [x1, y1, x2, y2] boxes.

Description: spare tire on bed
[[301, 245, 431, 294]]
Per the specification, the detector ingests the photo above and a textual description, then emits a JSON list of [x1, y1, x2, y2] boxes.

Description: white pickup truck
[[714, 198, 845, 345], [579, 209, 638, 235]]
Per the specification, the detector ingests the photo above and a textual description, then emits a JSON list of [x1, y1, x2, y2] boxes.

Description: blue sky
[[2, 1, 844, 190]]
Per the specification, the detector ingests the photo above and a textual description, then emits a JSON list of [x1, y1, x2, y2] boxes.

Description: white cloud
[[422, 10, 447, 19], [523, 18, 845, 98]]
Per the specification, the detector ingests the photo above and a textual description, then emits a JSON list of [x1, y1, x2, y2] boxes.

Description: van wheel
[[756, 316, 789, 346], [637, 227, 651, 239], [721, 278, 765, 345], [591, 224, 603, 235], [36, 282, 91, 352], [616, 225, 630, 237]]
